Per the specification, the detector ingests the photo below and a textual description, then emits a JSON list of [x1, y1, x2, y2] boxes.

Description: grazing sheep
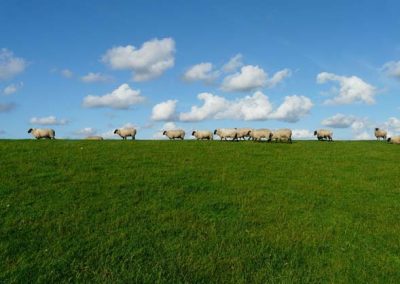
[[374, 128, 387, 140], [249, 129, 272, 141], [114, 128, 136, 140], [213, 128, 238, 141], [163, 129, 185, 140], [85, 136, 103, 140], [387, 136, 400, 144], [192, 130, 213, 140], [27, 128, 55, 139], [270, 128, 292, 143], [236, 128, 252, 140], [314, 129, 333, 141]]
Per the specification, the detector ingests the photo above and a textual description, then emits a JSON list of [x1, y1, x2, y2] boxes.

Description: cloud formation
[[3, 82, 23, 95], [81, 72, 113, 83], [102, 38, 175, 81], [182, 62, 219, 83], [82, 83, 145, 109], [75, 127, 97, 136], [222, 54, 243, 73], [317, 72, 376, 105], [151, 99, 178, 121], [382, 61, 400, 80], [0, 49, 27, 81], [30, 116, 68, 125]]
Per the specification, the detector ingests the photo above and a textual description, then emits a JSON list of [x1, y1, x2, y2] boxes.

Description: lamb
[[192, 130, 213, 140], [235, 128, 252, 140], [374, 128, 387, 140], [249, 129, 272, 141], [213, 128, 238, 141], [270, 128, 292, 143], [163, 129, 185, 140], [27, 128, 55, 139], [85, 136, 103, 140], [114, 128, 137, 140], [314, 129, 333, 141], [387, 136, 400, 144]]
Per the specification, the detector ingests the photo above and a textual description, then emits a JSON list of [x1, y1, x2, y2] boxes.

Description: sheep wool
[[163, 129, 185, 140], [192, 130, 213, 140], [114, 128, 137, 140], [27, 128, 56, 139], [270, 128, 292, 143], [249, 129, 272, 141], [387, 136, 400, 144], [314, 129, 333, 141], [374, 128, 387, 140], [213, 128, 238, 141], [85, 136, 103, 140]]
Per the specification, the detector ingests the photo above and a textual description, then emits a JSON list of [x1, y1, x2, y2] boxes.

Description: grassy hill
[[1, 140, 400, 282]]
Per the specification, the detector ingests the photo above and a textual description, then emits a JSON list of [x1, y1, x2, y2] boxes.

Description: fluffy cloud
[[82, 83, 144, 109], [354, 131, 373, 140], [182, 63, 219, 83], [385, 117, 400, 131], [0, 103, 16, 112], [75, 127, 97, 136], [321, 113, 362, 128], [30, 116, 68, 125], [292, 129, 314, 139], [222, 54, 243, 73], [3, 82, 23, 95], [270, 95, 313, 122], [151, 99, 178, 121], [221, 65, 267, 92], [267, 69, 292, 88], [317, 72, 376, 105], [382, 61, 400, 79], [102, 37, 175, 81], [81, 72, 113, 83], [0, 49, 27, 81], [179, 92, 312, 122], [61, 69, 73, 78]]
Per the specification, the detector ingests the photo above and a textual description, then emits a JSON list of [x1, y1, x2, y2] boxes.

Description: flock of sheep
[[26, 127, 400, 144]]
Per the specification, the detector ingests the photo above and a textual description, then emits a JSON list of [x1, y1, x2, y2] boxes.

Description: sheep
[[114, 128, 136, 140], [374, 128, 387, 140], [235, 128, 252, 140], [249, 129, 272, 141], [192, 130, 213, 140], [27, 128, 55, 139], [387, 136, 400, 144], [314, 129, 333, 141], [85, 136, 103, 140], [213, 128, 238, 141], [163, 129, 185, 140], [270, 128, 292, 143]]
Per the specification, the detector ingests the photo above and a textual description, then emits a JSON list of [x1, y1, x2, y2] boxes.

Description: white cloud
[[222, 54, 243, 73], [270, 95, 313, 122], [0, 49, 27, 81], [182, 62, 219, 83], [354, 131, 373, 140], [102, 37, 175, 81], [0, 103, 16, 112], [321, 113, 361, 128], [317, 72, 376, 105], [61, 69, 73, 78], [82, 83, 145, 109], [267, 69, 292, 87], [3, 82, 23, 95], [382, 61, 400, 79], [292, 129, 314, 139], [81, 72, 113, 83], [221, 65, 267, 92], [75, 127, 97, 136], [179, 92, 312, 122], [385, 117, 400, 132], [30, 116, 68, 125], [151, 99, 178, 121], [153, 122, 179, 139]]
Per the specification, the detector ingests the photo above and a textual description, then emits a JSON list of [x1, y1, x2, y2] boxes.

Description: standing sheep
[[28, 128, 55, 139], [387, 136, 400, 144], [235, 128, 252, 140], [163, 129, 185, 140], [249, 129, 272, 141], [270, 128, 292, 143], [114, 128, 137, 140], [314, 129, 333, 141], [374, 128, 387, 140], [214, 128, 238, 141], [192, 130, 213, 140]]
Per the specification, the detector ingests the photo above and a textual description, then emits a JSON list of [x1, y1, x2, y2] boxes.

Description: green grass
[[1, 140, 400, 283]]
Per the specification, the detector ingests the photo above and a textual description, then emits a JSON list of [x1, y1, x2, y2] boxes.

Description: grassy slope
[[1, 140, 400, 283]]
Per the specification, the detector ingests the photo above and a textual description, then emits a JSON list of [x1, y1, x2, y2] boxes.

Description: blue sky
[[1, 0, 400, 139]]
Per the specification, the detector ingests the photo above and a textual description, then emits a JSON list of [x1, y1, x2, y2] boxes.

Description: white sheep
[[249, 129, 272, 141], [314, 129, 333, 141], [213, 128, 238, 141], [235, 128, 252, 140], [374, 128, 387, 140], [27, 128, 55, 139], [270, 128, 292, 143], [163, 129, 185, 140], [85, 136, 103, 140], [192, 130, 213, 140], [387, 136, 400, 144], [114, 128, 137, 140]]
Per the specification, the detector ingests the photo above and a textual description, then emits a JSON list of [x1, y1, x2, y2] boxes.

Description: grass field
[[1, 140, 400, 283]]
